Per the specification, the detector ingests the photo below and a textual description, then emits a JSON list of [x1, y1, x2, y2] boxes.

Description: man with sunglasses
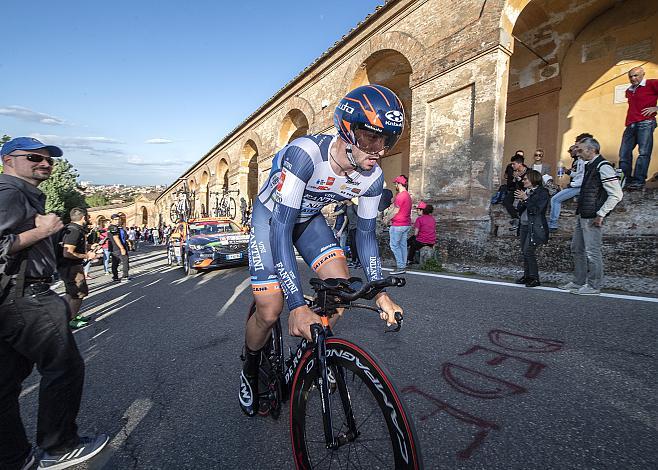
[[0, 137, 108, 469], [239, 85, 406, 417]]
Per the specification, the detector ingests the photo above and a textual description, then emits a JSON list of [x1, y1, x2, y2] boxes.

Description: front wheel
[[290, 338, 422, 469]]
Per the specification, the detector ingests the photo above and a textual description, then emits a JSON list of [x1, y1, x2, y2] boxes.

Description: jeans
[[519, 224, 539, 280], [111, 252, 129, 279], [619, 119, 656, 185], [548, 186, 580, 229], [102, 248, 110, 273], [389, 225, 411, 269], [0, 286, 84, 467], [571, 215, 603, 289]]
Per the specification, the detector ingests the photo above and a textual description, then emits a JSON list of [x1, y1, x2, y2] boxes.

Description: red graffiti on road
[[403, 329, 563, 460]]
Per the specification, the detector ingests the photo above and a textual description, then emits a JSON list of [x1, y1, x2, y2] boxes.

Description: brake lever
[[384, 311, 403, 333]]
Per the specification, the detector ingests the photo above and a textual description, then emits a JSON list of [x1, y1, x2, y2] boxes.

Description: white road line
[[91, 328, 109, 339], [143, 278, 162, 287], [382, 268, 658, 304]]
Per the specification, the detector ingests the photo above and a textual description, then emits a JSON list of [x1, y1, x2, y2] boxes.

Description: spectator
[[108, 214, 130, 281], [386, 175, 412, 275], [60, 207, 100, 329], [549, 144, 586, 231], [0, 137, 108, 470], [559, 137, 623, 295], [99, 227, 110, 275], [619, 66, 657, 190], [542, 174, 561, 197], [331, 201, 348, 250], [407, 202, 436, 265], [127, 226, 136, 251], [503, 155, 529, 227], [152, 227, 160, 245], [514, 170, 549, 287], [531, 148, 552, 175], [346, 199, 360, 269]]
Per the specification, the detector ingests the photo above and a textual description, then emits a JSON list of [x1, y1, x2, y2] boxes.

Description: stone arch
[[278, 109, 310, 148], [346, 49, 413, 187], [501, 0, 657, 182], [215, 157, 230, 191], [278, 96, 315, 131], [140, 206, 148, 226], [242, 139, 260, 202], [339, 31, 424, 93]]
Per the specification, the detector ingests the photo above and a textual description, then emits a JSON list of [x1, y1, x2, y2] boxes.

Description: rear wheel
[[227, 197, 237, 220], [290, 338, 422, 469]]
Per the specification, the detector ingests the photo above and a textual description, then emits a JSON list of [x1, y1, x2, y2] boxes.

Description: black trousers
[[407, 236, 434, 264], [519, 225, 539, 280], [111, 252, 129, 279], [502, 190, 518, 219], [0, 285, 84, 467]]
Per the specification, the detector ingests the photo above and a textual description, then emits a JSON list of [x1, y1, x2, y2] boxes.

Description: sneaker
[[558, 282, 581, 293], [21, 449, 35, 470], [121, 277, 132, 282], [38, 434, 109, 470], [49, 281, 63, 291], [239, 371, 259, 417], [72, 315, 91, 323], [515, 276, 528, 284], [525, 279, 541, 288], [68, 319, 87, 330], [111, 278, 120, 282], [390, 269, 406, 275], [575, 285, 600, 296]]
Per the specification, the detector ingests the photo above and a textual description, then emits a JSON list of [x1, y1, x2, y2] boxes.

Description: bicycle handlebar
[[309, 276, 405, 302]]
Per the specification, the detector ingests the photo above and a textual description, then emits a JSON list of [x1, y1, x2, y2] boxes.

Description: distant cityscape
[[80, 182, 165, 206]]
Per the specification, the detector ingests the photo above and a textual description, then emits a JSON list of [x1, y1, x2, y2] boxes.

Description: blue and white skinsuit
[[248, 134, 384, 310]]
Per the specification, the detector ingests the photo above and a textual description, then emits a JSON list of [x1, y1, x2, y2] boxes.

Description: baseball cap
[[393, 175, 407, 185], [542, 174, 553, 184], [416, 201, 427, 210], [0, 137, 63, 157]]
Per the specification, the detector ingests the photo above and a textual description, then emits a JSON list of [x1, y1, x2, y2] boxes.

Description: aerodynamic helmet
[[333, 84, 405, 153]]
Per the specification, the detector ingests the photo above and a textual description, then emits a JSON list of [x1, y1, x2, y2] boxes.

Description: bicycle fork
[[311, 323, 359, 450]]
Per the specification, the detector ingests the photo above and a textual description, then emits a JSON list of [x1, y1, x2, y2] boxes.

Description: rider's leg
[[245, 290, 284, 351]]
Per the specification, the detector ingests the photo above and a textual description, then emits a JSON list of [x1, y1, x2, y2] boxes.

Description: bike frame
[[273, 299, 385, 449]]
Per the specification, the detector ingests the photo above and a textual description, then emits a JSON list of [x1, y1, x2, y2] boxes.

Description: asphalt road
[[18, 245, 658, 469]]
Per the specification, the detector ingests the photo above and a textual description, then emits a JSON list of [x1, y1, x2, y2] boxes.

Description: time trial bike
[[244, 276, 423, 469]]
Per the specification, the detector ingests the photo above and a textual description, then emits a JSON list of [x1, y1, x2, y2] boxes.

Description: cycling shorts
[[248, 202, 346, 296]]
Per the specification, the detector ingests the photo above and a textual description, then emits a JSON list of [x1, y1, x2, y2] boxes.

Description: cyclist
[[240, 84, 407, 416]]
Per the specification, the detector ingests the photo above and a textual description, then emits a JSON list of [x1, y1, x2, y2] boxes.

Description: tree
[[85, 193, 110, 208], [0, 134, 10, 173], [40, 159, 87, 221]]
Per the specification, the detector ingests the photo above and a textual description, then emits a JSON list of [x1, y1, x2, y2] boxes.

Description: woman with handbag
[[514, 170, 549, 287]]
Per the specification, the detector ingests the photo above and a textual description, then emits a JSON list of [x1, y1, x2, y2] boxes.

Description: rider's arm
[[355, 174, 384, 281], [269, 145, 315, 311]]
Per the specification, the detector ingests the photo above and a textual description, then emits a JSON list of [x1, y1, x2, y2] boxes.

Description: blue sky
[[1, 0, 384, 185]]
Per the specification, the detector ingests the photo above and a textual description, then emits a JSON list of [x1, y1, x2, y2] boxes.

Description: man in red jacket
[[619, 66, 658, 190]]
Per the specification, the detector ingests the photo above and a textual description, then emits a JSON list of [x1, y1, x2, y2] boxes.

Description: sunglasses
[[14, 153, 55, 165]]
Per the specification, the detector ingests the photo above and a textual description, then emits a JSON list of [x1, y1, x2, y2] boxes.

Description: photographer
[[514, 170, 549, 287]]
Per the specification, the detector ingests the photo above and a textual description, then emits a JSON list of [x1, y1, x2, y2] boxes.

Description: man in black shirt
[[0, 137, 108, 469], [108, 214, 130, 281], [60, 207, 101, 328]]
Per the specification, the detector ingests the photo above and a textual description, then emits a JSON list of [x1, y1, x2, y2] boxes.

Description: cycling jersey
[[248, 134, 384, 311]]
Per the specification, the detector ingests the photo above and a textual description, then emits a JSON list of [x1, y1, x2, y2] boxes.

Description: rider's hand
[[289, 305, 323, 341], [376, 293, 403, 327]]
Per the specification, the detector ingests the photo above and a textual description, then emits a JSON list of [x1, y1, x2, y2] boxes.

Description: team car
[[166, 217, 249, 275]]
